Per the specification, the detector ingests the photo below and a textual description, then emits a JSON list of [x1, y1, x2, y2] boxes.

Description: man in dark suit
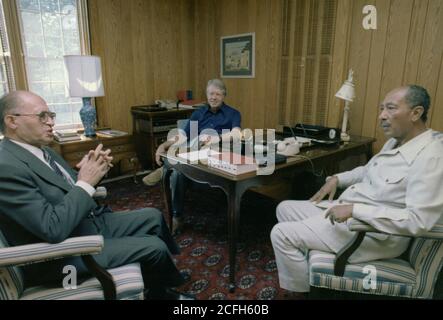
[[0, 91, 193, 299]]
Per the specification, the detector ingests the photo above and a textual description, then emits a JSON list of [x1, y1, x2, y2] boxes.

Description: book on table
[[207, 152, 257, 175], [54, 132, 81, 142], [54, 129, 79, 137]]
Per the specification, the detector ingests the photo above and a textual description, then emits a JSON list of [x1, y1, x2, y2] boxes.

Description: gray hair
[[0, 91, 23, 134], [404, 85, 430, 122], [206, 79, 227, 96]]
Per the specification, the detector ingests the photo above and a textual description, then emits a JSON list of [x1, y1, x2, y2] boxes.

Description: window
[[1, 0, 90, 129], [0, 0, 15, 96]]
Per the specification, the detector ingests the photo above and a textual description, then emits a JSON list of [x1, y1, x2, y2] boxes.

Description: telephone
[[155, 99, 177, 109], [276, 137, 300, 156]]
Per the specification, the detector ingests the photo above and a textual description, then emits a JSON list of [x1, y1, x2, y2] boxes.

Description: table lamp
[[64, 55, 104, 137], [335, 69, 355, 142]]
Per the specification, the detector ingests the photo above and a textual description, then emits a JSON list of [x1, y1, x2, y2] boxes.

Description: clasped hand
[[76, 144, 114, 187], [310, 176, 353, 225]]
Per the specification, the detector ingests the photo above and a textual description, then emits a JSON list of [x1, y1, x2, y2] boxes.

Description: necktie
[[43, 149, 73, 186]]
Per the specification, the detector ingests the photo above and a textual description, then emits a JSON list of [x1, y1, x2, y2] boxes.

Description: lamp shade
[[335, 69, 355, 102], [64, 55, 104, 97]]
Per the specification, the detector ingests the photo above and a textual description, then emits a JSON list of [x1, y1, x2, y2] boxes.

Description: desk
[[161, 136, 375, 292]]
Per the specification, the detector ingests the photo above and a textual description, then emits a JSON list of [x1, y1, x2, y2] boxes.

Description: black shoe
[[146, 288, 196, 300]]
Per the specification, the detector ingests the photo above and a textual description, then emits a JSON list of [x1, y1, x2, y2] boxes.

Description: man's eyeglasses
[[10, 111, 56, 123]]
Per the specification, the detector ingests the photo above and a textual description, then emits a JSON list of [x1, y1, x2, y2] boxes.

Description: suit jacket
[[0, 138, 98, 246]]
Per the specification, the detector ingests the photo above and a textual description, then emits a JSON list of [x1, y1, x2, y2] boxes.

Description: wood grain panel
[[87, 0, 443, 148], [346, 0, 373, 136], [360, 0, 391, 139], [402, 0, 429, 84], [373, 0, 414, 151], [326, 0, 353, 129], [416, 0, 443, 123], [432, 58, 443, 131]]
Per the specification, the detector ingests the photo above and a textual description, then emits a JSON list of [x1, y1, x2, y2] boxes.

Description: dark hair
[[0, 92, 22, 134], [405, 85, 430, 122]]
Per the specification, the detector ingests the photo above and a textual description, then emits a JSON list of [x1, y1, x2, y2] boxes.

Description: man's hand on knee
[[310, 176, 339, 203]]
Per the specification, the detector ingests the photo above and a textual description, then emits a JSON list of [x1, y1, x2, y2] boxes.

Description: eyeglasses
[[10, 111, 56, 123]]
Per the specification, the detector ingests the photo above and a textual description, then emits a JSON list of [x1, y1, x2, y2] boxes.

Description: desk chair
[[308, 219, 443, 299]]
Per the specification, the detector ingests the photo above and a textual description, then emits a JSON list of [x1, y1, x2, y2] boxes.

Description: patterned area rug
[[103, 177, 298, 300]]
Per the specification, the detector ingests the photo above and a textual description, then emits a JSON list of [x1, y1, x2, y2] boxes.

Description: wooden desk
[[52, 133, 138, 178], [161, 136, 375, 292]]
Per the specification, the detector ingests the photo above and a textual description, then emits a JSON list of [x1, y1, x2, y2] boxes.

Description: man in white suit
[[271, 85, 443, 295]]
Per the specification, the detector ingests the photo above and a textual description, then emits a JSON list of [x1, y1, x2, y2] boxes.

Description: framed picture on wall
[[220, 33, 255, 78]]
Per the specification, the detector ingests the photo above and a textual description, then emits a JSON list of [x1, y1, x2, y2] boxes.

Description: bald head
[[0, 91, 44, 133]]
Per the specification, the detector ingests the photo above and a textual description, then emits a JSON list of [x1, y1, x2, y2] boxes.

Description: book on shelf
[[96, 129, 128, 137], [54, 129, 79, 137], [54, 133, 81, 142], [207, 152, 257, 175]]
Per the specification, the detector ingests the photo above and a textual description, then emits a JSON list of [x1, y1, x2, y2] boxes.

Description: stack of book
[[54, 129, 81, 142]]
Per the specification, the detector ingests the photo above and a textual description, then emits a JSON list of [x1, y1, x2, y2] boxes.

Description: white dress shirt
[[335, 129, 443, 236], [9, 139, 95, 196]]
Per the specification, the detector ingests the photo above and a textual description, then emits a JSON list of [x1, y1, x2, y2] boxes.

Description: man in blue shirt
[[145, 79, 241, 234]]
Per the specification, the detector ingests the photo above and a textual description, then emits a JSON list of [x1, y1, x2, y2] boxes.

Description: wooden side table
[[51, 132, 139, 181], [130, 107, 194, 170]]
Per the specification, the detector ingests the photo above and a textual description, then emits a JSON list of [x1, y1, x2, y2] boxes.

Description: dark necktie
[[43, 149, 73, 186]]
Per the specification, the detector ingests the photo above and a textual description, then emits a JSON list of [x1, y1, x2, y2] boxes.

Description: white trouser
[[270, 200, 332, 292], [270, 200, 410, 293]]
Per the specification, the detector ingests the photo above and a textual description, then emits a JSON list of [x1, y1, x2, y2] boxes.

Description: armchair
[[0, 230, 144, 300], [308, 219, 443, 299]]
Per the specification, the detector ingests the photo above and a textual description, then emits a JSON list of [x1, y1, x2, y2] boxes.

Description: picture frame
[[220, 32, 255, 78]]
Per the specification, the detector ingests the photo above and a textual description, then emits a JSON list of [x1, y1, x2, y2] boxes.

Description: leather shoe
[[146, 288, 196, 300], [142, 167, 163, 186]]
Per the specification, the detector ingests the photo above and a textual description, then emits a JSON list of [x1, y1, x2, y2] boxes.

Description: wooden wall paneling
[[431, 58, 443, 131], [101, 0, 130, 130], [373, 0, 414, 151], [219, 0, 241, 126], [264, 0, 283, 129], [151, 1, 171, 100], [309, 0, 325, 125], [294, 0, 310, 124], [193, 0, 210, 100], [402, 0, 429, 84], [416, 0, 443, 124], [130, 0, 152, 106], [280, 0, 298, 125], [346, 0, 374, 137], [360, 0, 391, 139], [317, 0, 336, 127], [181, 1, 195, 94], [249, 0, 263, 130], [326, 0, 353, 129]]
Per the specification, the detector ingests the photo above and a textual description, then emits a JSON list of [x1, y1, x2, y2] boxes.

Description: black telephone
[[283, 123, 341, 143]]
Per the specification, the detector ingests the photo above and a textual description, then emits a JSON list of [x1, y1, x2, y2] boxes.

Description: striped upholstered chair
[[308, 219, 443, 299], [0, 230, 144, 300]]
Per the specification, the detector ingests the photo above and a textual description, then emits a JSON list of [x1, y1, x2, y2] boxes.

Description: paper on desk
[[177, 149, 220, 162]]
